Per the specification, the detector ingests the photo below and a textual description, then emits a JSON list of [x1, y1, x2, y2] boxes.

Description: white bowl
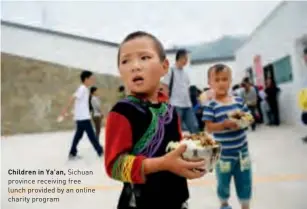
[[166, 140, 221, 172], [183, 144, 221, 172]]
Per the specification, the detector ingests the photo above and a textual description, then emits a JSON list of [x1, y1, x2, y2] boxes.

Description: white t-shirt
[[73, 85, 90, 121], [161, 66, 192, 108]]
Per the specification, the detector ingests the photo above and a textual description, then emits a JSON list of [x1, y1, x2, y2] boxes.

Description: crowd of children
[[58, 30, 302, 209], [104, 31, 255, 209], [185, 75, 281, 134]]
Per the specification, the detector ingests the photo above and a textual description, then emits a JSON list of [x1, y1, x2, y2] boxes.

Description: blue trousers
[[69, 119, 103, 156], [215, 154, 252, 204], [175, 107, 199, 134]]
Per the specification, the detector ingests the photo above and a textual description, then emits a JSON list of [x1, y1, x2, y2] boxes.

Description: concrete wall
[[1, 22, 180, 79], [166, 52, 176, 68], [1, 53, 122, 136], [1, 23, 119, 76], [235, 1, 307, 125]]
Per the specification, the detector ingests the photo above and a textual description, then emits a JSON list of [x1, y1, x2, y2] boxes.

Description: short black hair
[[207, 63, 231, 80], [242, 77, 250, 84], [175, 49, 188, 61], [80, 70, 93, 83], [118, 85, 125, 92], [304, 47, 307, 55], [90, 86, 97, 94], [117, 31, 166, 66], [232, 84, 240, 91]]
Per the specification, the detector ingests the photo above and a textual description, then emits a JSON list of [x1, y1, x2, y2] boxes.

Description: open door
[[263, 64, 275, 85]]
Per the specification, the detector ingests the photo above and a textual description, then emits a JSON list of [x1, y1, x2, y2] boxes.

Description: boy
[[89, 86, 103, 140], [60, 71, 103, 159], [202, 64, 252, 209], [105, 31, 206, 209]]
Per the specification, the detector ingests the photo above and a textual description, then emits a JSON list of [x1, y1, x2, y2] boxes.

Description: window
[[272, 55, 293, 84]]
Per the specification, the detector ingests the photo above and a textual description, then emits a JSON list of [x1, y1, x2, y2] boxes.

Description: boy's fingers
[[172, 144, 187, 156], [182, 169, 204, 179], [193, 169, 207, 177], [184, 160, 205, 169], [181, 169, 195, 179]]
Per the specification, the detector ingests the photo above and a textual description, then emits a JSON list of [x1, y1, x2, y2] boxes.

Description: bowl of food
[[166, 132, 221, 172], [228, 110, 254, 129]]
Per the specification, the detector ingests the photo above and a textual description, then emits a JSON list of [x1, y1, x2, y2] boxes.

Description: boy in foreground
[[202, 64, 253, 209], [105, 31, 206, 209]]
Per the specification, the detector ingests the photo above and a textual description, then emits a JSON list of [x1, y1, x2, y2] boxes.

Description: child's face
[[93, 89, 99, 96], [209, 69, 231, 96], [118, 37, 169, 95], [178, 55, 188, 68], [85, 75, 95, 86], [266, 78, 272, 87]]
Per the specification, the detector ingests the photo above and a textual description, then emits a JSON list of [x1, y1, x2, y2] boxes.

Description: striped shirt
[[202, 96, 249, 159]]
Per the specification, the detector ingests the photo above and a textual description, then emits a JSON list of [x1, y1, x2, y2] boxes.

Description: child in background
[[202, 64, 252, 209], [60, 71, 103, 159], [258, 86, 270, 125], [105, 31, 205, 209], [89, 86, 103, 140]]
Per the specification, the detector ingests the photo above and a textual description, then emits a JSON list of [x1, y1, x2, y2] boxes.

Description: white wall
[[188, 60, 237, 89], [1, 23, 119, 76], [166, 52, 176, 68], [1, 24, 183, 79], [235, 1, 307, 125]]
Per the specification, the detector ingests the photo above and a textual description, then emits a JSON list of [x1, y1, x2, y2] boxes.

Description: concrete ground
[[1, 125, 307, 209]]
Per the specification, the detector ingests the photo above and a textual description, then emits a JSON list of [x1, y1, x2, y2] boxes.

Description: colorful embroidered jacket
[[105, 93, 189, 207]]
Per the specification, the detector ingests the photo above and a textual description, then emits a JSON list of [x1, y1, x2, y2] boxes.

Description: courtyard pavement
[[1, 124, 307, 209]]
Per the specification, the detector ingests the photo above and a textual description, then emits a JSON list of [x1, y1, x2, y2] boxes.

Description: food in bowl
[[228, 110, 254, 128], [166, 132, 221, 172]]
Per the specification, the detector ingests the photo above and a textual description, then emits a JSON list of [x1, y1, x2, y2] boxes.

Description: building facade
[[235, 1, 307, 126], [1, 20, 179, 76]]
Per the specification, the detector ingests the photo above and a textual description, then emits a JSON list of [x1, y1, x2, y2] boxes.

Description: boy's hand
[[57, 111, 69, 122], [223, 119, 239, 130], [60, 109, 67, 117], [163, 144, 206, 179]]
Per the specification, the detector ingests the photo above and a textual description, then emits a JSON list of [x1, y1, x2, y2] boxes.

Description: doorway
[[263, 64, 275, 85]]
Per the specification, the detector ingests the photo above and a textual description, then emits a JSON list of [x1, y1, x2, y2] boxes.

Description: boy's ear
[[208, 78, 211, 86], [161, 58, 170, 76]]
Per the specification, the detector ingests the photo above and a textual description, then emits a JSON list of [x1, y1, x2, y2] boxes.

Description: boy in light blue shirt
[[203, 64, 252, 209]]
